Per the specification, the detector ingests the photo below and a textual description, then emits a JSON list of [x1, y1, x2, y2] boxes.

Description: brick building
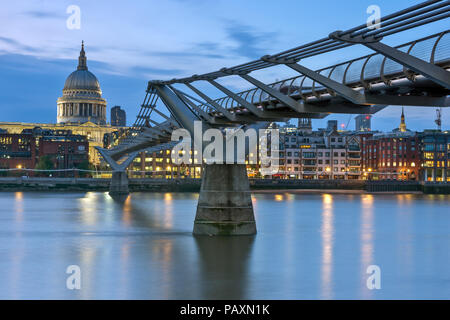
[[0, 129, 89, 176], [361, 131, 420, 180], [38, 130, 89, 175], [0, 132, 37, 172]]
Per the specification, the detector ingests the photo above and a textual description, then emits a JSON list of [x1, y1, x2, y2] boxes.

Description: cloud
[[144, 50, 226, 60], [22, 10, 64, 19], [129, 65, 185, 77], [224, 20, 278, 59], [0, 36, 40, 53]]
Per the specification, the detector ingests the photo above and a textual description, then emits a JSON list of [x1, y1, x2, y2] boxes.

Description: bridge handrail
[[193, 30, 449, 114]]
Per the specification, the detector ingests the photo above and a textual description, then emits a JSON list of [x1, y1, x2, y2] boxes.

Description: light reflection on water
[[0, 191, 448, 299], [360, 194, 374, 299], [320, 194, 334, 299]]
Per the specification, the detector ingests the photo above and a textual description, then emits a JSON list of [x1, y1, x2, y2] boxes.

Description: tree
[[75, 160, 94, 178], [35, 155, 54, 176]]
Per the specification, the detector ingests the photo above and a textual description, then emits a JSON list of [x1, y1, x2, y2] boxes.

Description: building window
[[424, 152, 434, 160]]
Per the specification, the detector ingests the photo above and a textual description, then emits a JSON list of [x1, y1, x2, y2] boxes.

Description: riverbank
[[0, 177, 448, 194]]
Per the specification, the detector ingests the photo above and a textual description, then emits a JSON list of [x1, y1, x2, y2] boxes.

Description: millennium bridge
[[97, 0, 450, 235]]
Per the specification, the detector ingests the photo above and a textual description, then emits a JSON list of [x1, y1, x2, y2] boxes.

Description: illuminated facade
[[420, 130, 450, 182], [0, 130, 89, 176], [0, 132, 37, 171], [130, 149, 202, 179], [0, 122, 116, 165], [278, 129, 362, 179], [361, 131, 420, 180]]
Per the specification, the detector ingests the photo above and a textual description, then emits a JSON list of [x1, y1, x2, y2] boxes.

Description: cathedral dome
[[62, 41, 101, 92], [57, 41, 107, 125], [63, 69, 100, 91]]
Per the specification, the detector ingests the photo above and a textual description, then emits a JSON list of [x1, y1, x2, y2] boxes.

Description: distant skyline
[[0, 0, 448, 131]]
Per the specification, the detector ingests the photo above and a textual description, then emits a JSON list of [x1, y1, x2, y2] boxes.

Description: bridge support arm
[[329, 31, 450, 89], [96, 148, 140, 198], [168, 85, 215, 123], [207, 79, 265, 117], [239, 74, 304, 112], [260, 54, 368, 105], [96, 148, 139, 171], [286, 63, 366, 105], [184, 83, 236, 121], [364, 41, 450, 89], [152, 84, 202, 136]]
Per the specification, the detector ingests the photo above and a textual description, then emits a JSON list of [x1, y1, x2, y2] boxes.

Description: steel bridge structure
[[97, 0, 450, 235]]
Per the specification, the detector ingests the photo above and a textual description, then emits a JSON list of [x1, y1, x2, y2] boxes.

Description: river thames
[[0, 191, 448, 299]]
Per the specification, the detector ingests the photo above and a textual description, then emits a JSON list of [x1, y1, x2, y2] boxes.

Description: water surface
[[0, 191, 449, 299]]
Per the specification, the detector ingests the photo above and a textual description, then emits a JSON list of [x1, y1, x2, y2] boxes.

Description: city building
[[57, 42, 107, 125], [326, 120, 338, 132], [130, 149, 202, 179], [419, 130, 450, 182], [361, 131, 420, 180], [0, 42, 120, 165], [38, 130, 89, 176], [0, 122, 116, 165], [111, 106, 126, 127], [355, 114, 371, 132], [297, 118, 312, 134], [277, 125, 362, 180], [0, 132, 37, 172], [0, 129, 89, 176]]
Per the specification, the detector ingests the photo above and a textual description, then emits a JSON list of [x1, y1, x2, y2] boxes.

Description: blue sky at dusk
[[0, 0, 448, 131]]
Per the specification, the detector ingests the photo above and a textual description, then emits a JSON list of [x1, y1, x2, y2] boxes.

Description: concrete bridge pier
[[193, 164, 256, 236], [109, 170, 130, 197], [96, 148, 138, 201]]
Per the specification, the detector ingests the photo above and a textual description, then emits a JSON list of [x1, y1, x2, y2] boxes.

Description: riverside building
[[277, 124, 362, 180], [0, 42, 118, 165], [419, 130, 450, 182]]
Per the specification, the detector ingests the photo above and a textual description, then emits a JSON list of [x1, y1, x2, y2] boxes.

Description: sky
[[0, 0, 448, 131]]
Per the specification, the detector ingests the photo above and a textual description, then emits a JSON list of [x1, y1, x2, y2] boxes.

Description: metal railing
[[195, 31, 449, 115]]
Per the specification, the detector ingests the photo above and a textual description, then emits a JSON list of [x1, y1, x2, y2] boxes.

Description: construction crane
[[435, 108, 442, 131], [345, 115, 353, 130]]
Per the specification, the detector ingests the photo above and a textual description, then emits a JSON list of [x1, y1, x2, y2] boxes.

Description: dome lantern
[[77, 40, 88, 71]]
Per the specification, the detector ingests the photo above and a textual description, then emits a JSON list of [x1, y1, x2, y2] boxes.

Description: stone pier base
[[193, 164, 256, 236], [109, 171, 129, 199]]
